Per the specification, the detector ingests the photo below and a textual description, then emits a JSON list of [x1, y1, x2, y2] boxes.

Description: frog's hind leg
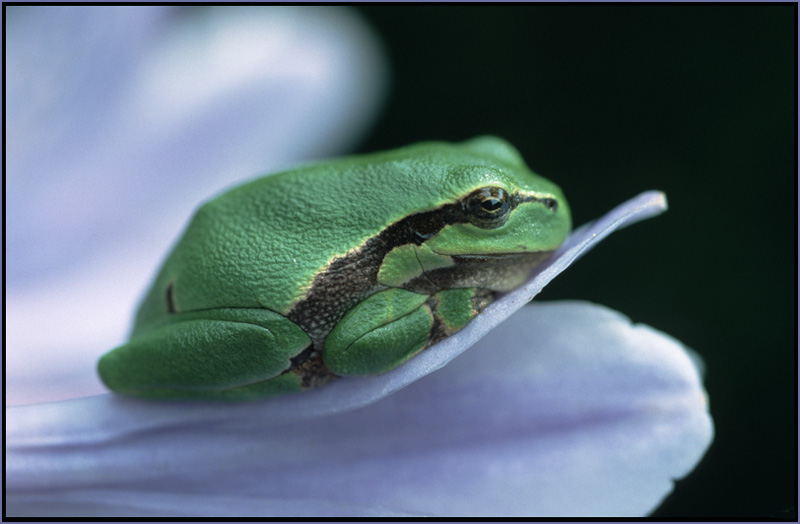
[[98, 309, 312, 401], [322, 287, 494, 377], [323, 288, 433, 376]]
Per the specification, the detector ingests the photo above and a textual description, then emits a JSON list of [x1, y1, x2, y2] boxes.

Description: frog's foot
[[97, 308, 312, 401], [322, 287, 494, 376]]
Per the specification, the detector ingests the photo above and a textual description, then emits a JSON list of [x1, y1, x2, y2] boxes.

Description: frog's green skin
[[97, 136, 571, 400]]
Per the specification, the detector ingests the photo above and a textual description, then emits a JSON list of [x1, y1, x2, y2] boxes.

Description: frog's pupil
[[481, 198, 503, 212]]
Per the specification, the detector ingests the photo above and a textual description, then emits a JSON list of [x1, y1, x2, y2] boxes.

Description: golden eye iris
[[463, 187, 511, 229]]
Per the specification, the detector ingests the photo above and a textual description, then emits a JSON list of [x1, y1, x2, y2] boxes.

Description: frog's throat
[[407, 250, 555, 294]]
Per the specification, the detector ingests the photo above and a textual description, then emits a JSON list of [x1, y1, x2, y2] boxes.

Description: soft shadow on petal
[[7, 301, 712, 516], [6, 6, 387, 404]]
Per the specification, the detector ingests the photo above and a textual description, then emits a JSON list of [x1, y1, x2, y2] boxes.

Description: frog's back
[[133, 138, 534, 331]]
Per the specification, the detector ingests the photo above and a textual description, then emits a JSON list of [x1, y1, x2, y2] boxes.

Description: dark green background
[[356, 5, 796, 518]]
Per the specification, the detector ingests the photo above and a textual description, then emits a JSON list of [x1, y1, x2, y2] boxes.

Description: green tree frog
[[98, 136, 571, 400]]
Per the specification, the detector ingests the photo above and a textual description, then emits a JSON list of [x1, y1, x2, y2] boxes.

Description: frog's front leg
[[323, 287, 494, 376], [97, 309, 312, 401]]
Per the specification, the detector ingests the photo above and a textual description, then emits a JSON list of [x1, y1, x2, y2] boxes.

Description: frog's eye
[[462, 186, 512, 229]]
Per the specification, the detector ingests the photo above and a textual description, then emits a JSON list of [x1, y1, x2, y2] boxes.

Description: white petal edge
[[7, 300, 712, 516]]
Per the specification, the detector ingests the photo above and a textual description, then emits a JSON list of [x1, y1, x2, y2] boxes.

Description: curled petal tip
[[632, 190, 668, 218]]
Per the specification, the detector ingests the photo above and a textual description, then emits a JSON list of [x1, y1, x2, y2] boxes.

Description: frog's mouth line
[[435, 251, 553, 260]]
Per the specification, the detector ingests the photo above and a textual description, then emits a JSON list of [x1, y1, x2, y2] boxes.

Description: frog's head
[[379, 136, 572, 293]]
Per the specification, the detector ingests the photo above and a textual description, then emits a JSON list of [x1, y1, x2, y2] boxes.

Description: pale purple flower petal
[[7, 193, 713, 516], [6, 6, 387, 405], [7, 299, 712, 516]]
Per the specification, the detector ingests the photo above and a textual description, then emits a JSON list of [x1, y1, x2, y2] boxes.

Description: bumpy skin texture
[[98, 136, 572, 400]]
